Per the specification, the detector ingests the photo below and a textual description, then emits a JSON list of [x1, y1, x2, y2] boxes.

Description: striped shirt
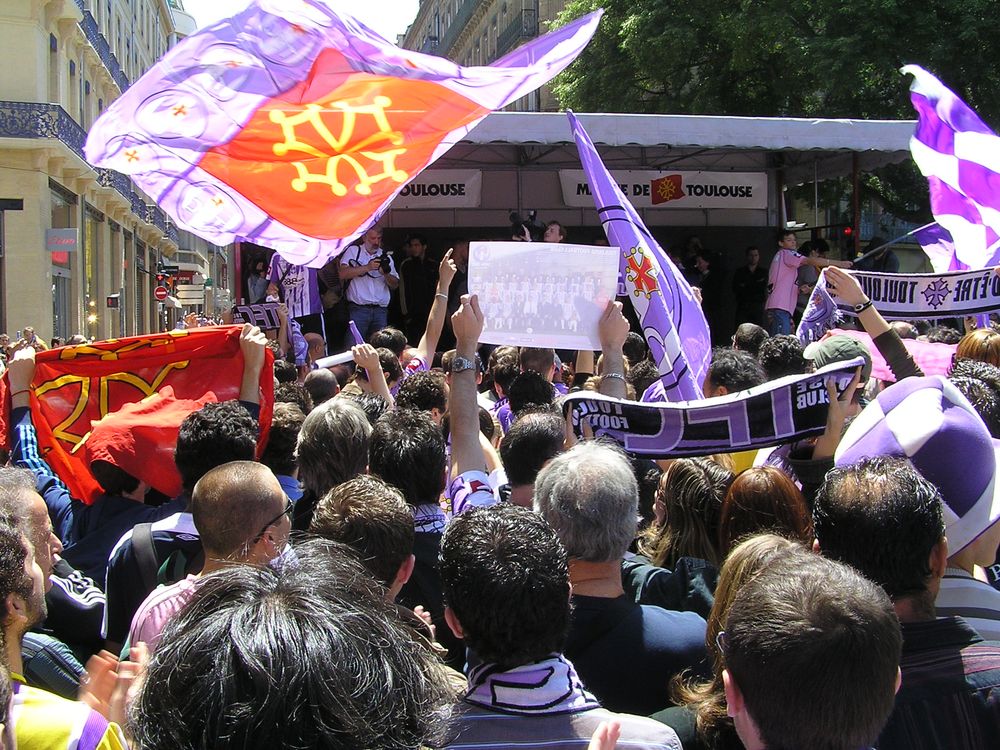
[[937, 566, 1000, 641], [11, 676, 129, 750], [878, 617, 1000, 750]]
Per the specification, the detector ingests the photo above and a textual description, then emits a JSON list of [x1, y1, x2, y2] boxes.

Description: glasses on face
[[253, 498, 293, 543]]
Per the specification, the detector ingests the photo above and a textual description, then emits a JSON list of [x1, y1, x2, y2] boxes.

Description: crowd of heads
[[3, 257, 1000, 750]]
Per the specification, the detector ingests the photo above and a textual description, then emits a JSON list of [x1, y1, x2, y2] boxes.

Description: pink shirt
[[765, 249, 807, 314], [127, 575, 199, 651]]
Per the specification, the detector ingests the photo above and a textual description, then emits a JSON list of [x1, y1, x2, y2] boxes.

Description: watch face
[[452, 357, 475, 373]]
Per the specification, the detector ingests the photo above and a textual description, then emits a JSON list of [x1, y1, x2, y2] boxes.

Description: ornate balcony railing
[[439, 0, 480, 56], [79, 10, 130, 91], [0, 101, 88, 161], [496, 8, 538, 59]]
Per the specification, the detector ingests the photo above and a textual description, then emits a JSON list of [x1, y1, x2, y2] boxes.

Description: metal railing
[[0, 101, 177, 234], [439, 0, 481, 56], [0, 101, 88, 161], [496, 8, 538, 58], [78, 10, 130, 91]]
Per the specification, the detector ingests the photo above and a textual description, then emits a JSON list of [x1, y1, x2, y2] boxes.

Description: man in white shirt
[[339, 226, 399, 343]]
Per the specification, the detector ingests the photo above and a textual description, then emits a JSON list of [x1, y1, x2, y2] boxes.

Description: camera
[[510, 210, 546, 241], [377, 251, 392, 274]]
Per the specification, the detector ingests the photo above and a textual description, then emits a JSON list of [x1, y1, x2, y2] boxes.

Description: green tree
[[553, 0, 1000, 220]]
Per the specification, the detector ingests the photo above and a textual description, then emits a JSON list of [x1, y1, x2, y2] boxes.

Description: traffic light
[[156, 272, 167, 285], [106, 293, 120, 309]]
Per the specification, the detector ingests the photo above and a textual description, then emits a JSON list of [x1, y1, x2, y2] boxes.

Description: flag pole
[[853, 221, 938, 264]]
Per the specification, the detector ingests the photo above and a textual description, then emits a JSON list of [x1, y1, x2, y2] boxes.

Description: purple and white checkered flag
[[904, 65, 1000, 270], [835, 375, 1000, 553]]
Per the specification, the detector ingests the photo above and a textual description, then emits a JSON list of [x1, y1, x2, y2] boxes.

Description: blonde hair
[[671, 534, 803, 749]]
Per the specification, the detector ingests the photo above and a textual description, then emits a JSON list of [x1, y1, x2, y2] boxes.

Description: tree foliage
[[553, 0, 1000, 220]]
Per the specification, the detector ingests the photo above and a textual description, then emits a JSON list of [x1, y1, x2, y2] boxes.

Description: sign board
[[154, 285, 169, 301], [468, 241, 619, 350], [232, 302, 281, 330], [559, 170, 768, 210], [45, 228, 78, 253], [390, 169, 482, 208]]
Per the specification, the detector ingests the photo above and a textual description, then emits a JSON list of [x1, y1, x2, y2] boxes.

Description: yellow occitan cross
[[269, 95, 409, 197], [657, 181, 676, 200]]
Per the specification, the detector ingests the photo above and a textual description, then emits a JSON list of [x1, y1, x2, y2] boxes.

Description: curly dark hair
[[272, 358, 298, 384], [814, 456, 945, 601], [440, 505, 570, 669], [339, 391, 392, 426], [706, 348, 766, 393], [174, 402, 258, 493], [273, 382, 313, 416], [396, 371, 448, 414], [507, 370, 554, 416], [757, 335, 807, 380], [369, 410, 446, 507]]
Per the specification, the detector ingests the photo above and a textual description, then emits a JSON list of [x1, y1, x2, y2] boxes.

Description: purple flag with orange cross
[[567, 112, 710, 402], [84, 0, 601, 267]]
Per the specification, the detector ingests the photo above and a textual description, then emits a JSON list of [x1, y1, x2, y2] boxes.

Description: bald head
[[304, 333, 326, 362], [304, 367, 339, 406], [191, 462, 287, 560]]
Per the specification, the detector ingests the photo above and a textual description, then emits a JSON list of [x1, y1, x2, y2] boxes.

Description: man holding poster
[[468, 241, 619, 351]]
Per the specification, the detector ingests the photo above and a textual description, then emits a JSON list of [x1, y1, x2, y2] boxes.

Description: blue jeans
[[347, 302, 389, 345], [765, 308, 792, 336]]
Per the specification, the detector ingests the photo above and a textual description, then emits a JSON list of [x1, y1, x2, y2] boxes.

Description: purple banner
[[564, 359, 862, 458], [567, 112, 710, 402]]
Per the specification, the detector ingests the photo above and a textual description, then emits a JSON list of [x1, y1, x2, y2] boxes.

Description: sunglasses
[[252, 498, 293, 543]]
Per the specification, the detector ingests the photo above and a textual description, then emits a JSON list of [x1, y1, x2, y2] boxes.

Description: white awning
[[436, 111, 915, 183]]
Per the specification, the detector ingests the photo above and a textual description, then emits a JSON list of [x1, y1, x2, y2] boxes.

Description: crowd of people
[[0, 226, 997, 750]]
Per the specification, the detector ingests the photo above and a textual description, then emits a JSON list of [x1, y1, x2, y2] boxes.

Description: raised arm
[[238, 324, 268, 405], [597, 301, 630, 399], [450, 294, 487, 478], [413, 249, 458, 365], [352, 344, 394, 406], [824, 266, 923, 381]]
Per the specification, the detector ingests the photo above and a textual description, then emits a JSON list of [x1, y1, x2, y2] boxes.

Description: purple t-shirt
[[269, 255, 322, 320], [765, 249, 807, 314]]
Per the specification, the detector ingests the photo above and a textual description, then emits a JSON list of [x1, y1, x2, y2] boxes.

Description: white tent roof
[[440, 112, 915, 183]]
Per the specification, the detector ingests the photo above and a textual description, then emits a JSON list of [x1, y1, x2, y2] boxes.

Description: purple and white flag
[[564, 358, 862, 458], [904, 65, 1000, 270], [916, 223, 967, 273], [567, 112, 710, 402], [84, 1, 601, 267]]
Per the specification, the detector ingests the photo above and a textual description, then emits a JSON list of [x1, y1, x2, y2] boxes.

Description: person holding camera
[[339, 225, 399, 343]]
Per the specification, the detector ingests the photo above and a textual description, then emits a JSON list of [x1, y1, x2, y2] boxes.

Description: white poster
[[390, 169, 482, 208], [559, 169, 768, 209], [468, 241, 620, 350]]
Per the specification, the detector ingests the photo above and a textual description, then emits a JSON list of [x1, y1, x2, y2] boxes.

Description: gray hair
[[533, 441, 638, 562], [296, 398, 372, 498], [0, 467, 37, 517]]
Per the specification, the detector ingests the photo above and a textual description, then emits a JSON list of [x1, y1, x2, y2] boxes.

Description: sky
[[183, 0, 420, 42]]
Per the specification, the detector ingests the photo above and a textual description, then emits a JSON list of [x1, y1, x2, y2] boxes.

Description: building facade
[[0, 0, 233, 342], [401, 0, 566, 111]]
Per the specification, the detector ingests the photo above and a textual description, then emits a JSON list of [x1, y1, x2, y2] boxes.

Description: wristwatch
[[853, 299, 873, 313], [451, 356, 477, 374]]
